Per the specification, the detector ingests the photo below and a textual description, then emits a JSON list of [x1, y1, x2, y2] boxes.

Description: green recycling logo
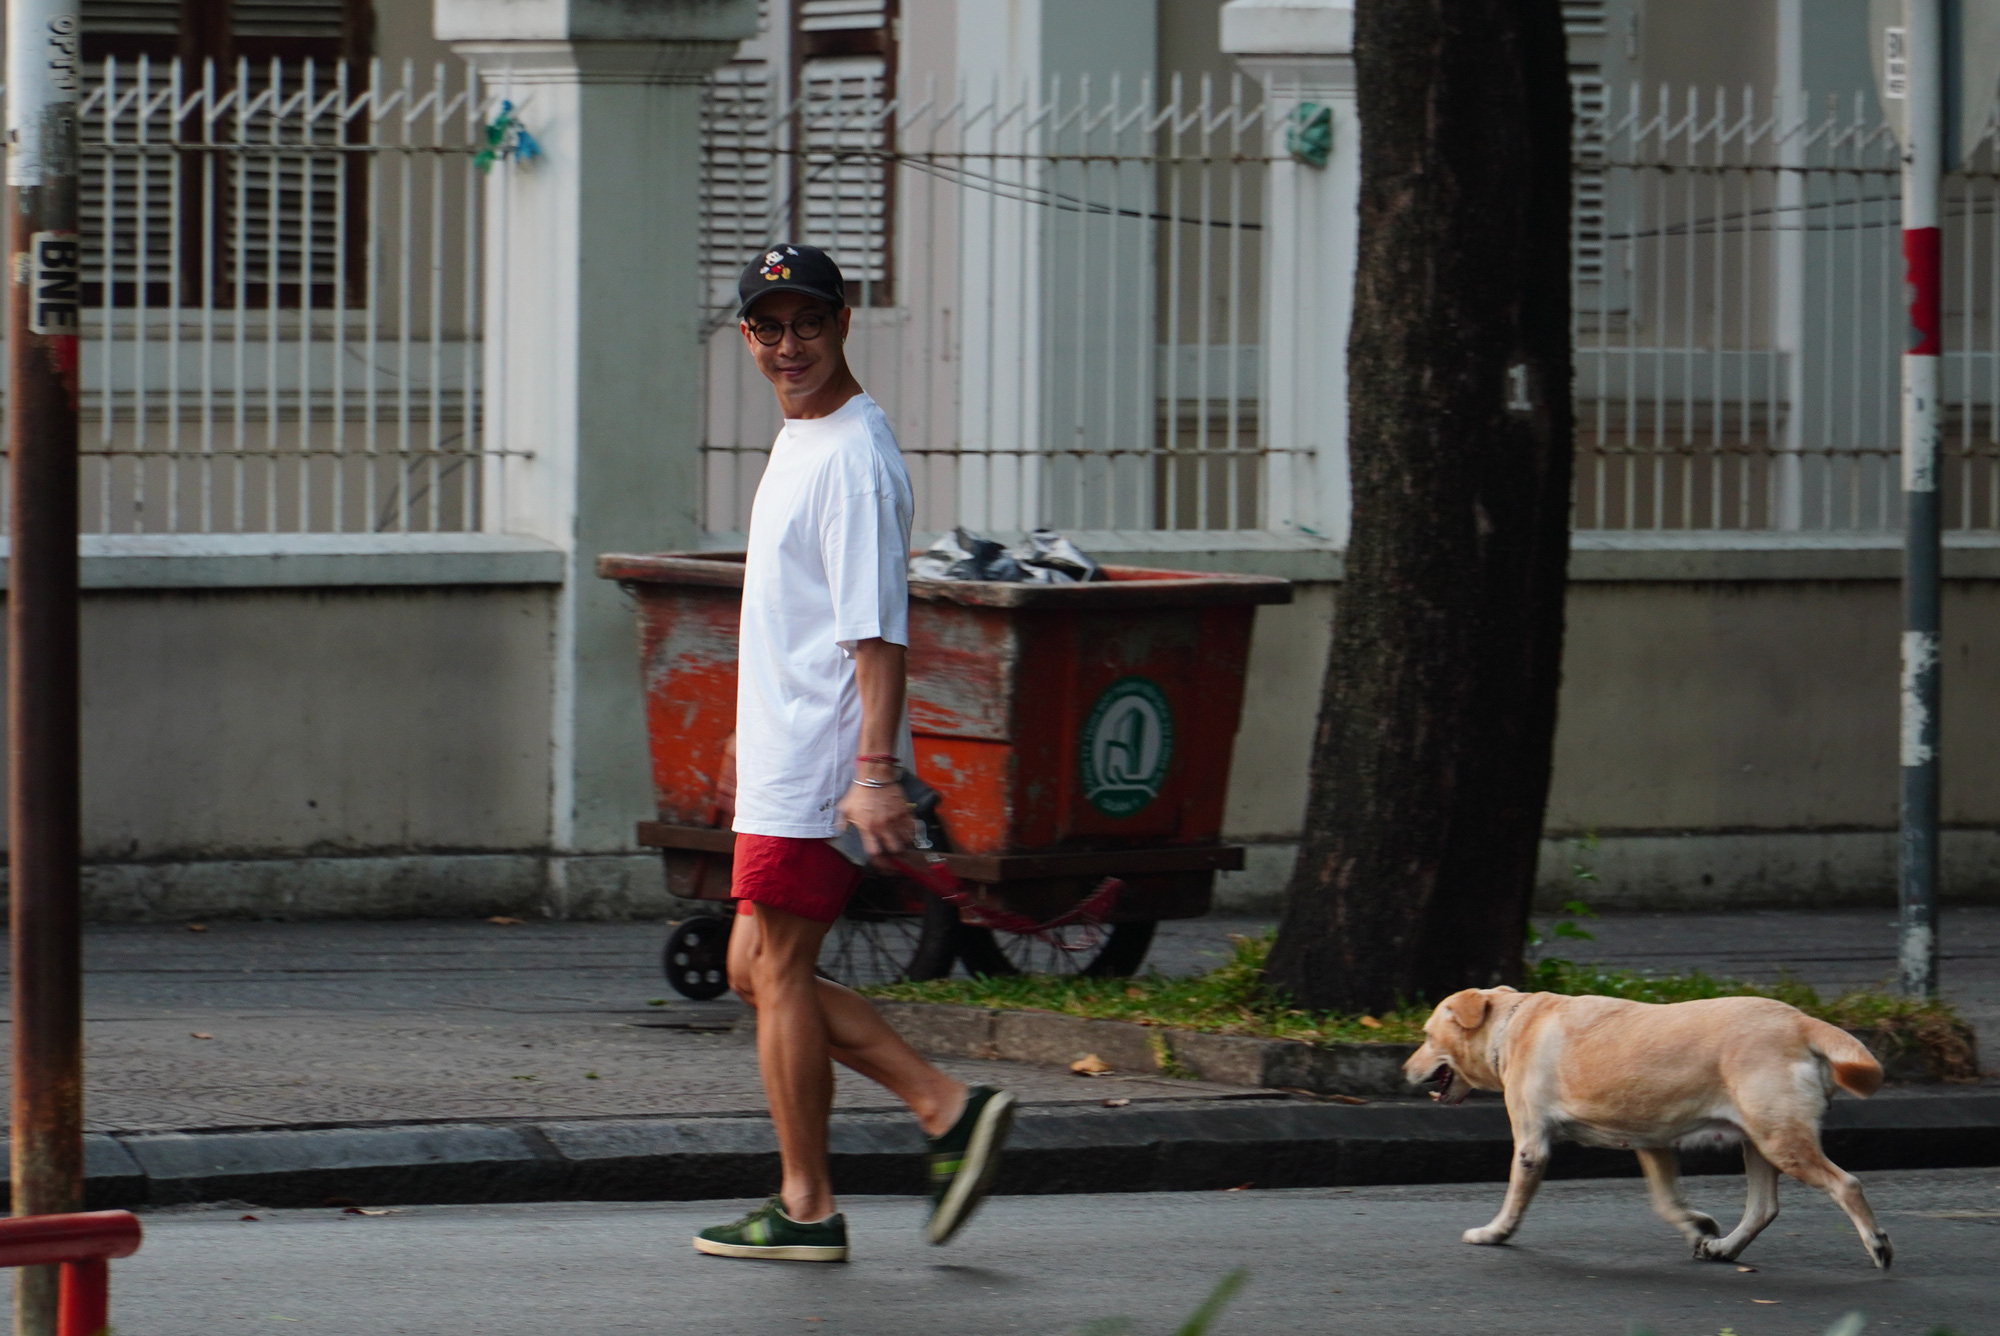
[[1080, 676, 1175, 817]]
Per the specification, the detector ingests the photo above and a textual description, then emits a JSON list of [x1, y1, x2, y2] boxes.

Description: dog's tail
[[1802, 1016, 1883, 1097]]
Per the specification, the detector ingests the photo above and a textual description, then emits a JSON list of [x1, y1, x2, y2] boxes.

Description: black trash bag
[[909, 527, 1105, 584]]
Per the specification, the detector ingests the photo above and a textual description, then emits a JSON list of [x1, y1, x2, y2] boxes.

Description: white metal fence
[[700, 71, 1274, 536], [1574, 84, 2000, 532], [704, 73, 2000, 539], [5, 57, 494, 535]]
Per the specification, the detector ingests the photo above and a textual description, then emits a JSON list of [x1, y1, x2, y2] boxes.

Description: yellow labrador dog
[[1403, 987, 1892, 1269]]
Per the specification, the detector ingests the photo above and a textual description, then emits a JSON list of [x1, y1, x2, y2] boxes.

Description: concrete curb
[[875, 1002, 1418, 1096], [874, 1004, 1973, 1093], [25, 1090, 2000, 1210]]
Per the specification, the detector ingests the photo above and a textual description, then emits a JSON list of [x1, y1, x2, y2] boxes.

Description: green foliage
[[867, 919, 1964, 1059], [1528, 834, 1600, 955], [1524, 954, 1960, 1033], [865, 931, 1433, 1044]]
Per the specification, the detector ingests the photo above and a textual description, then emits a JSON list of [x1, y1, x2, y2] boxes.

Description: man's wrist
[[855, 754, 901, 782]]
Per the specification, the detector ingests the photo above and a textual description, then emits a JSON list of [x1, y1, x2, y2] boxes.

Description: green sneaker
[[925, 1085, 1017, 1245], [693, 1197, 849, 1262]]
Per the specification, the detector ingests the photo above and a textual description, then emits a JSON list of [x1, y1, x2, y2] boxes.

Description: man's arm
[[838, 636, 911, 862]]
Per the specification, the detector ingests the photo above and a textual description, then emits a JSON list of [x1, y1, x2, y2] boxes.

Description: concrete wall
[[1206, 542, 2000, 914], [4, 538, 1991, 924], [0, 580, 591, 922]]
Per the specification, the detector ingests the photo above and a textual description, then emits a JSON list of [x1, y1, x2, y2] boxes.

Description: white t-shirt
[[733, 392, 915, 839]]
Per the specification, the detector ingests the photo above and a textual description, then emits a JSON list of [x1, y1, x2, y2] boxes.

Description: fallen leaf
[[190, 1032, 214, 1040], [1358, 1015, 1383, 1030], [239, 1214, 258, 1222], [585, 1072, 600, 1080], [342, 1207, 395, 1217], [1224, 1183, 1252, 1192], [185, 923, 208, 933], [1070, 1054, 1112, 1075], [1124, 987, 1145, 998], [1102, 1097, 1131, 1108], [488, 915, 525, 926], [647, 999, 668, 1006], [1329, 1094, 1368, 1105], [1752, 1300, 1780, 1304], [1737, 1266, 1757, 1273]]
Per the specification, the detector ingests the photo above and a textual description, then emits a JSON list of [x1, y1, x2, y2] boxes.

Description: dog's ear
[[1444, 989, 1491, 1030]]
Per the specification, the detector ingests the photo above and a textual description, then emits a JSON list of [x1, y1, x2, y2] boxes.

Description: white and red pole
[[1898, 0, 1943, 999]]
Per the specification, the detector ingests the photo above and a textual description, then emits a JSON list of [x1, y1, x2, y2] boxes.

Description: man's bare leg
[[730, 901, 965, 1222], [817, 976, 965, 1133]]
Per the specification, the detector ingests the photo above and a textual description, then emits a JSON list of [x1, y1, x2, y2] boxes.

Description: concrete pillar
[[1221, 0, 1356, 545], [436, 0, 756, 913]]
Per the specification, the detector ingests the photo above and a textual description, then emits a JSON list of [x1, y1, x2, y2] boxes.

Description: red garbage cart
[[598, 551, 1291, 990]]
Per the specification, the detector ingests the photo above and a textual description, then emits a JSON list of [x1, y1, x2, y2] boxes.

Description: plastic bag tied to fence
[[909, 528, 1106, 584]]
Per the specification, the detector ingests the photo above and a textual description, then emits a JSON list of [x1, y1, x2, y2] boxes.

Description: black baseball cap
[[737, 243, 846, 320]]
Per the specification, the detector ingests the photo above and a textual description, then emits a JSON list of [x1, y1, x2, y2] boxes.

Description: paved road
[[0, 908, 1985, 1132], [112, 1167, 1999, 1335]]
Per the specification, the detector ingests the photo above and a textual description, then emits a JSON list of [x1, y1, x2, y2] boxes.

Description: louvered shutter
[[702, 0, 780, 314], [792, 0, 896, 304], [81, 0, 183, 304], [79, 0, 366, 307], [228, 31, 353, 307], [1565, 0, 1634, 316]]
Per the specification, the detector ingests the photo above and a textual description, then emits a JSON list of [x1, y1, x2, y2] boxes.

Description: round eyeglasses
[[745, 312, 829, 346]]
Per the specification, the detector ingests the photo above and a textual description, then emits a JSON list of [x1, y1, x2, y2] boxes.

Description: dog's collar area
[[1484, 998, 1522, 1081]]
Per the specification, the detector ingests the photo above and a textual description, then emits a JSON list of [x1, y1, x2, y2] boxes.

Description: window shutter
[[792, 0, 896, 304], [80, 1, 182, 304], [229, 0, 353, 63], [79, 0, 369, 308], [1565, 0, 1634, 316], [704, 55, 781, 312]]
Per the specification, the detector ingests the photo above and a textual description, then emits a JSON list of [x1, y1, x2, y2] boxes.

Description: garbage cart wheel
[[663, 914, 735, 1000], [956, 920, 1157, 979], [816, 879, 959, 989]]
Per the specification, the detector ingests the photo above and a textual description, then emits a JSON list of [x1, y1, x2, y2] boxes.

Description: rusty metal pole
[[6, 0, 84, 1333]]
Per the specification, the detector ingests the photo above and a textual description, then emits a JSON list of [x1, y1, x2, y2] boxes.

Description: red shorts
[[731, 833, 864, 924]]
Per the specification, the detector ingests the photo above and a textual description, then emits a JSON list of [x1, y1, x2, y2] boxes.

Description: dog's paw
[[1868, 1232, 1893, 1271], [1688, 1211, 1721, 1239], [1461, 1225, 1512, 1246], [1692, 1235, 1740, 1263]]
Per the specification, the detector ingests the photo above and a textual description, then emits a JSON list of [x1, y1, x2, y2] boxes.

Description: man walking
[[693, 245, 1016, 1263]]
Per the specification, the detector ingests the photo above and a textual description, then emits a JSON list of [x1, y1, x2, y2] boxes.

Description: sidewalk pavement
[[0, 907, 1991, 1207]]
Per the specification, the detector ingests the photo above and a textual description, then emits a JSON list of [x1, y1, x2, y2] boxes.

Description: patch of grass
[[1528, 953, 1970, 1065], [865, 931, 1969, 1067], [866, 931, 1432, 1043]]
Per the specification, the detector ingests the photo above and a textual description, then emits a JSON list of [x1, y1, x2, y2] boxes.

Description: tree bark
[[1264, 0, 1574, 1015]]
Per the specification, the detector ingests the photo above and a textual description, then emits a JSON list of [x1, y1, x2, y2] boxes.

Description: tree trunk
[[1264, 0, 1574, 1015]]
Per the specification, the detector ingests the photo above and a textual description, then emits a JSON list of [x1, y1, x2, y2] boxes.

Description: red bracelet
[[856, 753, 899, 766]]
